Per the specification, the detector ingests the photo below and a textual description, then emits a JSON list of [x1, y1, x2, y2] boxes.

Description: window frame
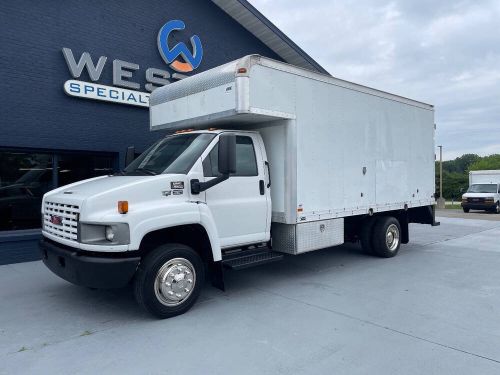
[[202, 135, 259, 178]]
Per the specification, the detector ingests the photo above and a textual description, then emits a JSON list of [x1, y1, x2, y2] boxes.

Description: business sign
[[64, 80, 149, 107], [157, 20, 203, 73], [63, 20, 203, 107]]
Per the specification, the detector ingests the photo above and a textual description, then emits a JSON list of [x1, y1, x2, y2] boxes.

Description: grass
[[445, 203, 462, 210]]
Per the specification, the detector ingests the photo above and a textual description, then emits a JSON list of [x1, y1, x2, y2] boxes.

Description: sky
[[249, 0, 500, 160]]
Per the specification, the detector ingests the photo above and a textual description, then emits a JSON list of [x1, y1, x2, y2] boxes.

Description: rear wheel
[[134, 243, 204, 319], [371, 216, 401, 258]]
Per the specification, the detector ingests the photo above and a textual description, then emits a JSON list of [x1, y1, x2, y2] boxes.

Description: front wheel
[[134, 243, 204, 319], [463, 207, 470, 213], [494, 202, 500, 214], [371, 216, 401, 258]]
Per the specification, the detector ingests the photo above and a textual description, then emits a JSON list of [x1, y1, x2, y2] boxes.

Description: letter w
[[62, 48, 107, 81]]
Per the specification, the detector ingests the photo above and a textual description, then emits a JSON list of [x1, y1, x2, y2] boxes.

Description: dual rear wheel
[[360, 216, 402, 258]]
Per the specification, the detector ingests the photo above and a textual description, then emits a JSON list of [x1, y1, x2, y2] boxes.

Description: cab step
[[222, 249, 284, 270]]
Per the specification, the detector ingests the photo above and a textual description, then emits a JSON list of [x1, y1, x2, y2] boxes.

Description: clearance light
[[237, 68, 247, 74], [118, 201, 129, 214]]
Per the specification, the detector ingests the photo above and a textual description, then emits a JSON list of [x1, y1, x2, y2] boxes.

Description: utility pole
[[437, 145, 445, 209]]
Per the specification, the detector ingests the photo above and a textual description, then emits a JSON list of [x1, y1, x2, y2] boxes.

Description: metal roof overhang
[[211, 0, 329, 75]]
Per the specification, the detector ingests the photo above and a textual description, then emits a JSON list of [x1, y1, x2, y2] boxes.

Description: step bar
[[222, 248, 284, 270]]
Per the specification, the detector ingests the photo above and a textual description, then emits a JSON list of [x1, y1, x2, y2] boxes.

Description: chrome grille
[[43, 201, 80, 241]]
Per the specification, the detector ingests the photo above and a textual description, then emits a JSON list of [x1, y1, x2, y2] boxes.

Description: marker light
[[118, 201, 128, 214], [237, 68, 247, 74]]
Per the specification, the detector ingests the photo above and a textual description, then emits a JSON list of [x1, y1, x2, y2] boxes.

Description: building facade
[[0, 0, 325, 264]]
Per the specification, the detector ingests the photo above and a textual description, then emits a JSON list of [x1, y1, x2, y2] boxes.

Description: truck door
[[202, 133, 270, 248]]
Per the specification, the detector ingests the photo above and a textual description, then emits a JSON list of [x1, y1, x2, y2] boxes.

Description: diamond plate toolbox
[[272, 218, 344, 255]]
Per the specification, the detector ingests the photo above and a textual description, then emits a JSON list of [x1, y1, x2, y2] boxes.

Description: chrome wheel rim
[[386, 224, 400, 251], [154, 258, 196, 307]]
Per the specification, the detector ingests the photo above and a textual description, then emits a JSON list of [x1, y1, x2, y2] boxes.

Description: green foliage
[[435, 154, 500, 200], [469, 154, 500, 171]]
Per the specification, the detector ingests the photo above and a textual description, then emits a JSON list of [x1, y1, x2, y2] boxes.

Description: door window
[[203, 136, 258, 177]]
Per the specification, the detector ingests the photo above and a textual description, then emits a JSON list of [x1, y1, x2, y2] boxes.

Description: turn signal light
[[118, 201, 129, 214], [237, 68, 247, 74]]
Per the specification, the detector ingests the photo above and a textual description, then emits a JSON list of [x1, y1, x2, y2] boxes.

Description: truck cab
[[40, 129, 273, 317], [461, 183, 500, 213], [461, 170, 500, 213]]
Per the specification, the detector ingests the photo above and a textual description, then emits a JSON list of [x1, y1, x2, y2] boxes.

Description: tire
[[463, 208, 470, 213], [360, 218, 376, 254], [495, 203, 500, 214], [371, 216, 401, 258], [134, 243, 204, 319]]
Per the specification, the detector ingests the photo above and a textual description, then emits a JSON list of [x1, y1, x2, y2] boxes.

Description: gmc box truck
[[461, 170, 500, 213], [40, 55, 438, 318]]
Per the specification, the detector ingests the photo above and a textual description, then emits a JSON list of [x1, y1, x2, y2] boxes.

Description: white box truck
[[461, 170, 500, 213], [40, 55, 438, 318]]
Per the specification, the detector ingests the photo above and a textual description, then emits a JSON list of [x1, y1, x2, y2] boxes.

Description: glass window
[[0, 151, 53, 230], [467, 184, 497, 193], [124, 133, 215, 176], [0, 149, 116, 231], [58, 154, 114, 187], [203, 136, 258, 177]]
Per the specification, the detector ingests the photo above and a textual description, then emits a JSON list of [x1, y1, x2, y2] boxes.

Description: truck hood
[[43, 174, 190, 221], [462, 193, 497, 199], [50, 176, 153, 201]]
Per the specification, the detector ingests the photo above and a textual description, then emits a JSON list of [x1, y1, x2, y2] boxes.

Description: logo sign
[[50, 215, 63, 226], [62, 19, 202, 107], [157, 20, 203, 73]]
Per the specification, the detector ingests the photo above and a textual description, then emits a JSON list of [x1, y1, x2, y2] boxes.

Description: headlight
[[79, 223, 130, 245], [105, 226, 115, 241]]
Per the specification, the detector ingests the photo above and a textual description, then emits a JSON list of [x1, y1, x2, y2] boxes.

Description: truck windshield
[[467, 184, 497, 193], [123, 133, 215, 175]]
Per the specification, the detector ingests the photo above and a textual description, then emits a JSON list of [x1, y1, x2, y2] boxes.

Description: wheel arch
[[137, 223, 225, 291], [139, 224, 214, 262]]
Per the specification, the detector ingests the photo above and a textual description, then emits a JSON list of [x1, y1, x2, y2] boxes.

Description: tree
[[469, 154, 500, 171]]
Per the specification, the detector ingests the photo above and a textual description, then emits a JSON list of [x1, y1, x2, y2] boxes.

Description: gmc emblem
[[50, 215, 63, 226]]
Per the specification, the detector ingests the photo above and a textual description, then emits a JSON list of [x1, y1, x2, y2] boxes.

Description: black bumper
[[40, 238, 140, 289], [461, 203, 495, 211]]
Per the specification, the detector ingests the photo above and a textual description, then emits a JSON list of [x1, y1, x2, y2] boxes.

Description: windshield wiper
[[136, 167, 158, 176]]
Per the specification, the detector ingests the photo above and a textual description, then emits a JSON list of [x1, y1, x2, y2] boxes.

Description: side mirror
[[218, 134, 236, 175], [125, 146, 135, 167]]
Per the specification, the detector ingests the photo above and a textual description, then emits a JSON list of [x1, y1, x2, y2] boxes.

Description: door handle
[[264, 161, 271, 188], [259, 180, 265, 195]]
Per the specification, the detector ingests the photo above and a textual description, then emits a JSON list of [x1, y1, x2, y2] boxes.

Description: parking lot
[[1, 215, 500, 374]]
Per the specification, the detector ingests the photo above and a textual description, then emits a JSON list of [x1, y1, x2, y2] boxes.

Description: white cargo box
[[469, 170, 500, 185], [150, 55, 435, 226]]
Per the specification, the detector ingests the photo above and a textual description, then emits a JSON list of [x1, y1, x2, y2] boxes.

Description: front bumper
[[461, 202, 496, 210], [40, 238, 140, 289]]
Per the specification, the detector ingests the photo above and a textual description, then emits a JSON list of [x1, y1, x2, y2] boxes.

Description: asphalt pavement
[[1, 216, 500, 374]]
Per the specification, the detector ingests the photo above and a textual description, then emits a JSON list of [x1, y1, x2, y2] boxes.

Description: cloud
[[250, 0, 500, 160]]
